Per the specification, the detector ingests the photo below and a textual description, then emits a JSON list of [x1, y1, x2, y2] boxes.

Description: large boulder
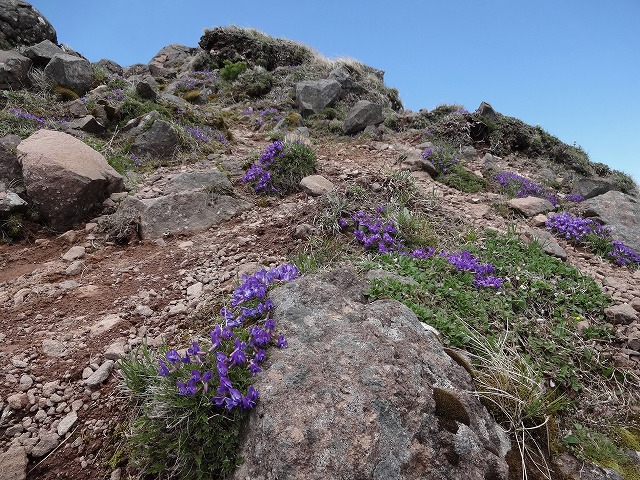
[[295, 79, 341, 116], [117, 190, 250, 239], [0, 0, 57, 48], [507, 196, 555, 217], [343, 100, 384, 135], [44, 53, 94, 95], [130, 119, 178, 159], [0, 50, 32, 89], [582, 190, 640, 252], [199, 26, 313, 71], [17, 129, 124, 230], [150, 43, 195, 69], [232, 268, 511, 480], [572, 177, 615, 200], [23, 39, 64, 67]]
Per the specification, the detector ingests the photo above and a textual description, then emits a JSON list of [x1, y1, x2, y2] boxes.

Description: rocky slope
[[1, 2, 640, 479]]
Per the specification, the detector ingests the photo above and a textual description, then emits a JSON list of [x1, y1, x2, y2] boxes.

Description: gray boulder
[[150, 43, 195, 69], [23, 39, 64, 67], [118, 190, 250, 239], [572, 177, 614, 199], [476, 101, 498, 122], [17, 129, 124, 230], [232, 268, 510, 480], [0, 191, 27, 214], [135, 76, 158, 100], [343, 100, 384, 134], [508, 196, 555, 217], [130, 119, 178, 159], [582, 190, 640, 252], [521, 227, 567, 259], [295, 79, 341, 117], [44, 53, 94, 95], [94, 58, 123, 76], [0, 0, 57, 48], [164, 170, 232, 194], [329, 65, 364, 94], [0, 50, 32, 89]]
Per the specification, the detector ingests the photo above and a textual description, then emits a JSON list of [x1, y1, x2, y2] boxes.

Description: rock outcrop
[[17, 129, 124, 230], [0, 50, 32, 89], [582, 190, 640, 252], [0, 0, 57, 48], [232, 268, 510, 480], [295, 79, 341, 116], [44, 53, 94, 95]]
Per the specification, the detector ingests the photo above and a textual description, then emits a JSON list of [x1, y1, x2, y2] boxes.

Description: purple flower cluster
[[441, 250, 504, 288], [421, 146, 458, 174], [240, 107, 282, 127], [341, 208, 504, 289], [175, 70, 216, 91], [350, 210, 403, 253], [242, 140, 284, 192], [563, 193, 585, 203], [608, 241, 640, 266], [496, 172, 547, 197], [186, 126, 227, 145], [157, 264, 298, 410], [107, 88, 126, 101], [9, 107, 46, 126], [545, 212, 609, 242]]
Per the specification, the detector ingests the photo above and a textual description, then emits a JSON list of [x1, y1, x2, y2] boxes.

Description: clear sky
[[28, 0, 640, 183]]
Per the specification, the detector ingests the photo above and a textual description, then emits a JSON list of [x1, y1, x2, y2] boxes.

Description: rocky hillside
[[1, 2, 640, 479]]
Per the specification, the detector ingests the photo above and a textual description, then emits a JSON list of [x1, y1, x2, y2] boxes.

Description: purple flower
[[253, 349, 267, 363], [157, 359, 170, 377], [166, 349, 180, 363], [276, 334, 288, 348], [177, 379, 198, 396], [248, 360, 262, 376]]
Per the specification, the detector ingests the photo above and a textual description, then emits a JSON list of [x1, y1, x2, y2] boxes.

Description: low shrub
[[220, 60, 248, 82]]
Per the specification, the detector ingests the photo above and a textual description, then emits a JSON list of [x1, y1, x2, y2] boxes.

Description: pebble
[[57, 410, 78, 436], [168, 302, 187, 317], [31, 431, 60, 458], [61, 246, 86, 262], [84, 360, 114, 388]]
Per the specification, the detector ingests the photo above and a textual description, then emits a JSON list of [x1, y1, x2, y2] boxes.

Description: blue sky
[[29, 0, 639, 183]]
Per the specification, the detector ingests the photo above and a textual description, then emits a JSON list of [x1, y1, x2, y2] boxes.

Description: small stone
[[110, 467, 122, 480], [81, 367, 94, 379], [104, 339, 127, 360], [5, 424, 25, 436], [186, 282, 203, 298], [18, 375, 33, 391], [65, 260, 84, 276], [42, 339, 67, 357], [507, 196, 555, 217], [11, 358, 28, 368], [61, 246, 86, 262], [85, 222, 98, 232], [57, 410, 78, 436], [84, 360, 114, 387], [293, 223, 313, 240], [0, 444, 28, 480], [531, 214, 548, 227], [631, 297, 640, 312], [7, 393, 28, 410], [89, 314, 122, 338], [604, 304, 638, 325], [178, 241, 194, 249], [58, 230, 77, 244], [300, 175, 334, 196], [31, 431, 60, 457], [168, 302, 187, 317], [135, 305, 153, 317], [71, 400, 84, 411]]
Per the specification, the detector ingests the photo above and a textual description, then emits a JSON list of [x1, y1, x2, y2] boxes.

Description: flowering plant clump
[[240, 106, 282, 128], [546, 212, 640, 266], [421, 145, 458, 175], [156, 264, 298, 410], [186, 125, 228, 145], [175, 69, 217, 91], [242, 140, 316, 194], [495, 171, 549, 199], [563, 193, 585, 203], [341, 207, 504, 288]]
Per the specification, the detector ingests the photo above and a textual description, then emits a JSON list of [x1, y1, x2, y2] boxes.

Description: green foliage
[[120, 344, 250, 479], [233, 68, 273, 97], [92, 65, 108, 85], [117, 94, 171, 126], [365, 231, 612, 394], [181, 89, 202, 103], [220, 60, 248, 82], [108, 76, 129, 90], [610, 170, 637, 194], [438, 165, 486, 193], [0, 214, 24, 240], [266, 141, 317, 194], [290, 235, 353, 273]]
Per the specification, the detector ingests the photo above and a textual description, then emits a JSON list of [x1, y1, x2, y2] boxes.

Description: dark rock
[[553, 452, 625, 480], [0, 191, 26, 214], [94, 58, 123, 76], [476, 101, 498, 122], [343, 100, 384, 135], [123, 63, 150, 77], [17, 129, 124, 231], [65, 115, 105, 134], [44, 53, 94, 95], [231, 268, 510, 480], [295, 79, 341, 116], [0, 142, 22, 189], [23, 39, 64, 67], [199, 26, 313, 71], [329, 65, 364, 94], [118, 191, 251, 239], [0, 0, 57, 48], [130, 119, 178, 159], [135, 76, 158, 100], [0, 50, 32, 89], [581, 190, 640, 252], [67, 99, 88, 118], [572, 177, 615, 199]]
